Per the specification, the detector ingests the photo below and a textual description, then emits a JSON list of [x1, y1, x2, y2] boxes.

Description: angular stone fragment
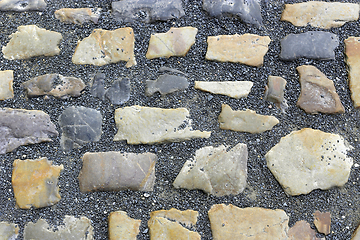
[[59, 106, 102, 151], [0, 222, 19, 240], [2, 25, 62, 60], [280, 32, 338, 61], [281, 2, 359, 29], [0, 108, 58, 154], [146, 74, 189, 96], [146, 27, 198, 59], [109, 211, 141, 240], [206, 34, 271, 67], [78, 151, 157, 192], [264, 76, 288, 111], [72, 28, 136, 67], [104, 78, 130, 105], [218, 104, 279, 133], [195, 81, 253, 99], [90, 73, 106, 100], [112, 0, 185, 23], [150, 208, 198, 227], [345, 37, 360, 108], [55, 8, 101, 25], [12, 157, 63, 209], [24, 216, 93, 240], [314, 211, 331, 235], [266, 128, 353, 196], [114, 105, 211, 144], [0, 0, 46, 11], [288, 220, 324, 240], [0, 70, 14, 100], [208, 204, 289, 240]]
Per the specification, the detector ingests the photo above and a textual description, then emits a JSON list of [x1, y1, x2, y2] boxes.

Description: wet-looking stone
[[109, 211, 141, 240], [0, 222, 19, 240], [55, 8, 101, 25], [264, 76, 288, 111], [195, 81, 253, 99], [345, 37, 360, 108], [0, 0, 46, 11], [0, 70, 14, 100], [146, 74, 189, 96]]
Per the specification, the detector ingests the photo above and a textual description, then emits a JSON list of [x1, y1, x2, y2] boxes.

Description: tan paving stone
[[194, 81, 253, 99], [109, 211, 141, 240], [345, 37, 360, 108], [55, 8, 101, 25]]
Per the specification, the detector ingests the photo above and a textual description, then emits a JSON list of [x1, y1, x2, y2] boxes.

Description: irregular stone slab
[[109, 211, 141, 240], [146, 74, 189, 96], [218, 104, 279, 133], [78, 151, 157, 192], [146, 27, 197, 59], [0, 0, 46, 11], [72, 27, 136, 67], [58, 106, 102, 151], [208, 204, 289, 240], [280, 32, 338, 61], [173, 143, 247, 196], [0, 70, 14, 100], [114, 105, 211, 144], [264, 76, 288, 111], [314, 211, 331, 235], [345, 37, 360, 108], [194, 81, 253, 99], [0, 108, 58, 154], [297, 65, 344, 114], [288, 220, 324, 240], [266, 128, 353, 196], [112, 0, 185, 23], [203, 0, 262, 27], [0, 222, 19, 240], [2, 25, 62, 60], [206, 34, 271, 67], [104, 78, 130, 105], [12, 157, 63, 209], [24, 216, 93, 240], [150, 208, 198, 227], [55, 8, 101, 25], [281, 2, 359, 29]]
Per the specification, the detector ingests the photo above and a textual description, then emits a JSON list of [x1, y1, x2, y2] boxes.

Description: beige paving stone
[[0, 222, 19, 240], [194, 81, 253, 99], [55, 8, 101, 25], [108, 211, 141, 240], [345, 37, 360, 108], [0, 70, 14, 100], [150, 208, 198, 227], [288, 220, 324, 240], [314, 211, 331, 235]]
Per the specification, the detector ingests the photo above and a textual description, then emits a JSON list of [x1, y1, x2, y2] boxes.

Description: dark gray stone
[[90, 73, 106, 100], [105, 78, 130, 105], [0, 0, 46, 11], [146, 74, 189, 96]]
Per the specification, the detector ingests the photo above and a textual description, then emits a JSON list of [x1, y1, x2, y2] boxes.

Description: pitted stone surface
[[55, 8, 101, 25], [0, 70, 14, 100], [109, 211, 141, 240], [314, 211, 331, 235], [288, 220, 324, 240], [146, 74, 189, 96], [195, 81, 253, 99], [0, 222, 19, 240], [264, 76, 288, 111], [345, 37, 360, 108], [0, 0, 46, 11]]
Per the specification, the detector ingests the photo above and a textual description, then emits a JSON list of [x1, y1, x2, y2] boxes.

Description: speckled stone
[[55, 8, 101, 25], [195, 81, 253, 99], [288, 220, 324, 240], [314, 211, 331, 235], [109, 211, 141, 240], [0, 0, 46, 11], [0, 70, 14, 100], [0, 222, 19, 240], [345, 37, 360, 108]]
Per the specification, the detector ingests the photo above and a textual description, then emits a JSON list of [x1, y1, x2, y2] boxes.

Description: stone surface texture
[[146, 74, 189, 96], [0, 0, 46, 11], [314, 211, 331, 235], [266, 128, 353, 196], [0, 222, 19, 240], [150, 208, 198, 227], [345, 37, 360, 108], [55, 8, 101, 25], [288, 220, 324, 240], [195, 81, 253, 99], [264, 76, 288, 111], [0, 70, 14, 100], [108, 211, 141, 240], [353, 224, 360, 240]]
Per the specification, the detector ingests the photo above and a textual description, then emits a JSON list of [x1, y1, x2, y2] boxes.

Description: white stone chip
[[194, 81, 253, 99]]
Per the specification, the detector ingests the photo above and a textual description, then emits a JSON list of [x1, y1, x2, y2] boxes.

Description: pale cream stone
[[150, 208, 198, 227], [0, 70, 14, 100], [55, 8, 101, 25], [109, 211, 141, 240], [345, 37, 360, 108], [0, 222, 19, 240], [194, 81, 253, 99]]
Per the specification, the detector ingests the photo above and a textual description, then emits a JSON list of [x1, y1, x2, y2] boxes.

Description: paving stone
[[55, 8, 101, 25], [58, 106, 102, 151], [78, 151, 157, 192], [195, 81, 253, 99], [72, 27, 136, 67], [345, 37, 360, 108], [2, 25, 62, 60], [173, 143, 247, 196], [296, 65, 345, 114], [281, 2, 359, 29], [288, 220, 324, 240], [280, 31, 338, 61], [146, 74, 189, 96], [109, 211, 141, 240], [90, 73, 106, 100], [0, 0, 46, 11], [314, 211, 331, 235], [146, 27, 197, 59], [104, 78, 130, 105], [112, 0, 184, 23], [218, 104, 279, 133], [0, 70, 14, 100], [24, 216, 93, 240], [114, 105, 211, 144], [208, 204, 289, 240], [0, 108, 58, 154], [264, 76, 288, 111], [266, 128, 353, 196], [205, 34, 271, 67], [150, 208, 198, 227], [12, 157, 63, 209], [0, 222, 19, 240]]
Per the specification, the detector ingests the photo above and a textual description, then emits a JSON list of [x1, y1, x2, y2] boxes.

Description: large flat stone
[[288, 220, 324, 240], [0, 70, 14, 100], [109, 211, 141, 240], [194, 81, 253, 99], [0, 222, 19, 240], [0, 0, 46, 11], [345, 37, 360, 108], [266, 128, 353, 196], [55, 8, 101, 25], [146, 74, 189, 96], [264, 76, 288, 111]]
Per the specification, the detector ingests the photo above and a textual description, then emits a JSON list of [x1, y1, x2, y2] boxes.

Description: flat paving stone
[[104, 78, 130, 105], [0, 222, 19, 240], [264, 76, 288, 111], [146, 74, 189, 96], [0, 0, 46, 11], [288, 220, 324, 240], [55, 8, 101, 25], [0, 70, 14, 100], [345, 37, 360, 108], [108, 211, 141, 240], [195, 81, 253, 99], [314, 211, 331, 235]]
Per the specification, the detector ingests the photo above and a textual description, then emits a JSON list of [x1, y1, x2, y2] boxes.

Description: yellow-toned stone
[[150, 208, 198, 227], [0, 70, 14, 100], [345, 37, 360, 108], [109, 211, 141, 240], [55, 8, 101, 25], [194, 81, 253, 99]]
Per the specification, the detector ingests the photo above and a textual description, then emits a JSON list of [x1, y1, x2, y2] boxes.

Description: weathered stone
[[150, 208, 198, 227], [264, 76, 288, 111], [0, 108, 58, 154], [208, 204, 289, 240], [206, 34, 271, 67], [314, 211, 331, 235], [218, 104, 279, 133], [72, 27, 136, 67], [2, 25, 62, 60], [55, 8, 101, 25], [58, 106, 102, 151], [345, 37, 360, 108], [24, 216, 93, 240], [194, 81, 253, 99], [90, 73, 106, 100], [78, 151, 157, 192], [104, 78, 130, 105], [0, 222, 19, 240], [288, 220, 324, 240], [296, 65, 344, 114], [146, 74, 189, 96], [0, 0, 46, 11], [203, 0, 262, 27], [22, 74, 85, 99], [12, 157, 63, 209], [146, 27, 197, 59], [112, 0, 184, 23], [173, 143, 247, 196], [266, 128, 353, 196], [114, 105, 211, 144], [0, 70, 14, 100], [281, 2, 359, 29], [109, 211, 141, 240], [280, 31, 338, 61]]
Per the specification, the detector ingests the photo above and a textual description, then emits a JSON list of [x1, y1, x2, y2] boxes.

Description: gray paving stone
[[0, 0, 46, 11]]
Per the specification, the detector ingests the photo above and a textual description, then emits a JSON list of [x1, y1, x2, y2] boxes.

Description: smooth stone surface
[[288, 220, 324, 240], [206, 34, 271, 67], [208, 204, 289, 240], [24, 216, 94, 240], [0, 0, 46, 11], [114, 105, 211, 144], [0, 70, 14, 100], [78, 151, 157, 192], [150, 208, 198, 227], [2, 25, 62, 60], [314, 211, 331, 235], [108, 211, 141, 240], [12, 157, 63, 209], [58, 106, 102, 151], [104, 78, 130, 105], [55, 8, 101, 25], [264, 76, 288, 111], [173, 143, 247, 196], [280, 31, 338, 61], [218, 104, 279, 133], [0, 222, 19, 240], [72, 27, 136, 67], [297, 65, 344, 114], [146, 27, 197, 59], [90, 73, 106, 100], [281, 2, 359, 29], [345, 37, 360, 108], [194, 81, 253, 99], [146, 74, 189, 96], [266, 128, 353, 196], [0, 108, 58, 154]]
